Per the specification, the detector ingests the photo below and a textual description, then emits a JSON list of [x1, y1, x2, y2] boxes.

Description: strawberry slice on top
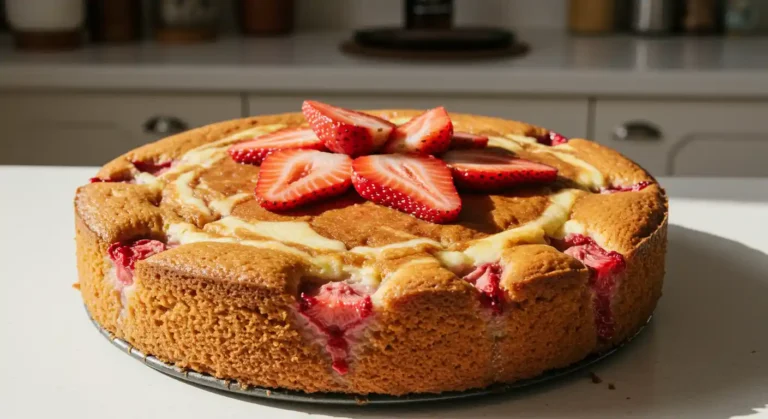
[[450, 131, 489, 150], [383, 107, 453, 155], [302, 100, 394, 157], [351, 154, 461, 223], [255, 149, 353, 211], [229, 128, 325, 165], [442, 149, 558, 191]]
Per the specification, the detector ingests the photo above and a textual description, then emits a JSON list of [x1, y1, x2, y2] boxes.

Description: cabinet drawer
[[593, 100, 768, 177], [0, 92, 242, 166], [248, 94, 589, 138]]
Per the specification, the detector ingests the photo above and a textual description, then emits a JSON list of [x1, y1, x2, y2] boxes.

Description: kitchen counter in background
[[0, 166, 766, 419], [1, 30, 767, 97], [1, 30, 768, 177]]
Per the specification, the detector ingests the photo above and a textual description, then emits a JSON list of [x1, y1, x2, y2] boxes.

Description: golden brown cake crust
[[75, 110, 668, 395]]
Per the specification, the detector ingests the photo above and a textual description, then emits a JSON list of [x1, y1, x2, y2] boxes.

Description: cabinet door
[[0, 92, 242, 166], [594, 100, 768, 177], [248, 95, 589, 138]]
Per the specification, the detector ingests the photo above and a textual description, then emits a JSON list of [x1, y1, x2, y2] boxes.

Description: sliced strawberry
[[382, 107, 453, 155], [108, 239, 167, 286], [351, 154, 462, 224], [536, 131, 569, 146], [302, 100, 394, 156], [228, 128, 325, 165], [600, 181, 651, 194], [559, 234, 626, 340], [441, 149, 558, 191], [450, 131, 489, 150], [255, 149, 352, 211], [463, 263, 505, 314], [132, 160, 173, 176], [299, 282, 373, 374]]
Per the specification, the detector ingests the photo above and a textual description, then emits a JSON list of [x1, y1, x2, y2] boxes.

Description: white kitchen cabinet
[[0, 92, 242, 166], [593, 100, 768, 177], [248, 95, 589, 138]]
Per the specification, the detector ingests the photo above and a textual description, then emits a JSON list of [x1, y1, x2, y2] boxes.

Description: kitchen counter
[[1, 165, 766, 419], [1, 31, 768, 97]]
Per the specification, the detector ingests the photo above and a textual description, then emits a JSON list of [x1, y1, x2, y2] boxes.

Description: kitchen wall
[[191, 0, 567, 33], [295, 0, 566, 30]]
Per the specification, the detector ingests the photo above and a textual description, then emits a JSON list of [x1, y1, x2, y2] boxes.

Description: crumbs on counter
[[626, 397, 631, 400], [752, 350, 757, 354], [608, 383, 616, 390], [589, 372, 603, 384]]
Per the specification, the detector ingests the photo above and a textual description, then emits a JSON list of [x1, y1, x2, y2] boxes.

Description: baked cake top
[[76, 104, 666, 342]]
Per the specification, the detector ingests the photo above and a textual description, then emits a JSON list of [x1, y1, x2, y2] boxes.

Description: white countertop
[[1, 165, 767, 419], [1, 31, 768, 97]]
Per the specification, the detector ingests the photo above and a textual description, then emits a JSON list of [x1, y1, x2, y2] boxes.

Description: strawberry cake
[[75, 101, 668, 395]]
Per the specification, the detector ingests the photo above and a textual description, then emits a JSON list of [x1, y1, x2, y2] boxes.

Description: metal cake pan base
[[88, 308, 651, 405]]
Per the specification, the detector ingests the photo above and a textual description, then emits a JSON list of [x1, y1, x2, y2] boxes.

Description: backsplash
[[295, 0, 567, 30], [174, 0, 566, 33]]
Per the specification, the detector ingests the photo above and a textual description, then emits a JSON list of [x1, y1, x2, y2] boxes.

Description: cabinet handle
[[143, 116, 188, 135], [613, 121, 662, 142]]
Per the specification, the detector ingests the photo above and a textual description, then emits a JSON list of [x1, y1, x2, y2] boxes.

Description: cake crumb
[[589, 372, 603, 384], [72, 283, 81, 290], [626, 397, 631, 400], [751, 350, 757, 354], [608, 383, 616, 390]]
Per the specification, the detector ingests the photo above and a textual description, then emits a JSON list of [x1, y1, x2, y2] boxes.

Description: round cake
[[75, 102, 668, 396]]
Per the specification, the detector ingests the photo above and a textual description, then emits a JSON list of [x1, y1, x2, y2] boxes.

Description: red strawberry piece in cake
[[89, 177, 114, 183], [255, 149, 353, 211], [351, 154, 462, 224], [131, 160, 173, 176], [88, 160, 173, 184], [559, 234, 626, 340], [89, 174, 131, 183], [382, 107, 453, 155], [600, 181, 652, 194], [302, 100, 394, 156], [107, 239, 167, 286], [463, 263, 505, 314], [536, 131, 569, 146], [298, 282, 373, 374], [449, 131, 489, 150], [442, 149, 558, 191], [228, 128, 325, 165]]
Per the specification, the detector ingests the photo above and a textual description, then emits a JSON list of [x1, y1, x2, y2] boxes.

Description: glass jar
[[154, 0, 220, 44], [6, 0, 84, 50]]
